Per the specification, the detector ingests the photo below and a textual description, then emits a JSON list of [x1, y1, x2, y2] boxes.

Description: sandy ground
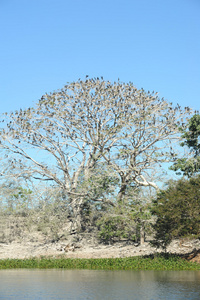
[[0, 239, 200, 262], [0, 241, 154, 259]]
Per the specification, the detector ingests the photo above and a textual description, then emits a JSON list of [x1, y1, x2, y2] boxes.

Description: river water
[[0, 269, 200, 299]]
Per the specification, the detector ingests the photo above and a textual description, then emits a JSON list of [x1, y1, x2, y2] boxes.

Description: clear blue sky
[[0, 0, 200, 114]]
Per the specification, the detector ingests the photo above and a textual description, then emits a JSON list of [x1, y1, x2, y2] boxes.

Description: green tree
[[97, 184, 153, 245], [170, 114, 200, 177], [151, 176, 200, 251]]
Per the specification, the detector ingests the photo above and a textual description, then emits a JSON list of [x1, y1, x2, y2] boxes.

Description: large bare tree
[[0, 78, 191, 231]]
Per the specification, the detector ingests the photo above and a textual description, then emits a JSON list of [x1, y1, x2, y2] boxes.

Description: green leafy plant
[[151, 175, 200, 251], [171, 114, 200, 177], [0, 255, 200, 270]]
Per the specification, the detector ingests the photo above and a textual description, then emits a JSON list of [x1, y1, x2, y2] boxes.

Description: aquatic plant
[[0, 254, 200, 271]]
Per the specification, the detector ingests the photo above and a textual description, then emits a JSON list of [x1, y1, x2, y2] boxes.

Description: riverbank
[[0, 238, 200, 264]]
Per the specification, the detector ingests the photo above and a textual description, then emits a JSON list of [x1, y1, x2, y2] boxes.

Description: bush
[[97, 215, 137, 243], [151, 175, 200, 250]]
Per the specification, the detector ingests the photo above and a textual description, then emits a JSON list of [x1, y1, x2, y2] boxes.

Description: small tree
[[97, 185, 153, 244], [170, 114, 200, 177], [0, 180, 33, 216], [151, 176, 200, 251]]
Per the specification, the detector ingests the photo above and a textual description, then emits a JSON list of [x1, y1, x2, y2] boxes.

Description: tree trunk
[[140, 221, 145, 245], [70, 197, 85, 234], [117, 180, 127, 203]]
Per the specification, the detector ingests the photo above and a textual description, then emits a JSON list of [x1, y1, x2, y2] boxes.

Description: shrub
[[151, 175, 200, 250]]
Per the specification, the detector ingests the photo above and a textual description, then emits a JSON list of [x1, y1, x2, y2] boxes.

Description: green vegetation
[[151, 175, 200, 250], [97, 198, 151, 244], [0, 255, 199, 270], [170, 114, 200, 177]]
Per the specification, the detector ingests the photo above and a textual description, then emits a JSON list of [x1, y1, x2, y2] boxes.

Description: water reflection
[[0, 269, 200, 299]]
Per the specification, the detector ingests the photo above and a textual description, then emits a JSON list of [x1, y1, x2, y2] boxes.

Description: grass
[[0, 254, 200, 270]]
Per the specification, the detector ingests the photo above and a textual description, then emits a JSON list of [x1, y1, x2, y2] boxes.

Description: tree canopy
[[0, 77, 191, 231], [170, 114, 200, 177]]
